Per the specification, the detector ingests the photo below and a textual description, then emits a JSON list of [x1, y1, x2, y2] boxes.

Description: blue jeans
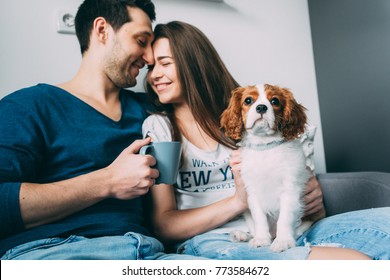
[[177, 208, 390, 260], [1, 232, 206, 260], [298, 207, 390, 260]]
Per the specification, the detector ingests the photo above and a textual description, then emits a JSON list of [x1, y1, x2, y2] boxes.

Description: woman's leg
[[298, 207, 390, 260], [177, 232, 311, 260], [308, 247, 370, 259], [177, 232, 371, 260]]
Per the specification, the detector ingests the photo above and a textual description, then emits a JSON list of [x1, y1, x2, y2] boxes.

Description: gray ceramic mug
[[139, 141, 182, 185]]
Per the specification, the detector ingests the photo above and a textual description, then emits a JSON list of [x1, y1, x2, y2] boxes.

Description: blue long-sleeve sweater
[[0, 84, 152, 256]]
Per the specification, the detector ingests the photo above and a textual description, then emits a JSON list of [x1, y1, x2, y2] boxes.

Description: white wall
[[0, 0, 326, 173], [0, 0, 82, 93]]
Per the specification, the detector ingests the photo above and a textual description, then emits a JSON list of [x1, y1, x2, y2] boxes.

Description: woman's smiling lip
[[155, 82, 171, 92]]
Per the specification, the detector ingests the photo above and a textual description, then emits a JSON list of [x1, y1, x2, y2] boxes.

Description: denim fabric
[[297, 207, 390, 260], [176, 233, 311, 260], [1, 232, 206, 260], [176, 208, 390, 260], [3, 208, 389, 260]]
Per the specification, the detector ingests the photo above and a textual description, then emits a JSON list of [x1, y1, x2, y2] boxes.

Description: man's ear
[[93, 17, 109, 43]]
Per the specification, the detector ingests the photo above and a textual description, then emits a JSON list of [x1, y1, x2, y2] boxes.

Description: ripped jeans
[[176, 208, 390, 260], [1, 232, 207, 260]]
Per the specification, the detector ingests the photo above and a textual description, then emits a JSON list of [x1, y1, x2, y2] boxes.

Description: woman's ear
[[221, 87, 245, 141]]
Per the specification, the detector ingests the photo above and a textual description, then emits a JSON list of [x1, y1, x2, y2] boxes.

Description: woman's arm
[[150, 182, 246, 243], [150, 150, 247, 243]]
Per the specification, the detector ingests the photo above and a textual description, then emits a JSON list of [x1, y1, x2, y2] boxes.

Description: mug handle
[[139, 144, 152, 155]]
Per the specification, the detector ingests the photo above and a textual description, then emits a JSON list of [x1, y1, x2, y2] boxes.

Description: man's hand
[[105, 138, 159, 200]]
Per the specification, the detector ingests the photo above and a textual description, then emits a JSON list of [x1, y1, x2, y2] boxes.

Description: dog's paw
[[230, 230, 252, 242], [248, 237, 272, 248], [270, 237, 296, 252]]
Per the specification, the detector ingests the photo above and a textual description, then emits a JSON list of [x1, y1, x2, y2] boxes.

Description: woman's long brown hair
[[145, 21, 239, 149]]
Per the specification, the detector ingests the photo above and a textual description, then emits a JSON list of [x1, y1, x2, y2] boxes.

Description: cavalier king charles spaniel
[[221, 83, 314, 252]]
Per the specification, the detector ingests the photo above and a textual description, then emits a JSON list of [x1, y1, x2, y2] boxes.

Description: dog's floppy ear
[[280, 88, 307, 140], [221, 87, 245, 141]]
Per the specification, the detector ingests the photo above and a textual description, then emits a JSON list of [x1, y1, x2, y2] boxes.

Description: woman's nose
[[148, 66, 162, 81]]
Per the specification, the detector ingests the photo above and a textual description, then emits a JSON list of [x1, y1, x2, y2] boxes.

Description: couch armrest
[[317, 172, 390, 216]]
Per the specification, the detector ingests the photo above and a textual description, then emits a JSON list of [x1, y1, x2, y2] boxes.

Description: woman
[[142, 21, 389, 259]]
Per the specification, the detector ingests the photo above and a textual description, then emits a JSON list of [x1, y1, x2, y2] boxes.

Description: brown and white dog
[[221, 83, 313, 252]]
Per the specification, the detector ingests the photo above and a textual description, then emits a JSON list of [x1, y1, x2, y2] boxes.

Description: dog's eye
[[244, 97, 254, 106], [271, 97, 280, 106]]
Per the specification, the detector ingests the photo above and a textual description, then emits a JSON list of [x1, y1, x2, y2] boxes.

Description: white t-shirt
[[142, 114, 248, 233], [142, 114, 316, 234]]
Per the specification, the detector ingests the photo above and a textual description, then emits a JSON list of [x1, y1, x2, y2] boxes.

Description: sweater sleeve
[[0, 97, 44, 238]]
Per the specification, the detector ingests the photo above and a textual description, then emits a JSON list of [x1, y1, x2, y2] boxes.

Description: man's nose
[[142, 44, 154, 65]]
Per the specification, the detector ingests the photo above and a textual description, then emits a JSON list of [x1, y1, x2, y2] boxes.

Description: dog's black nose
[[256, 104, 268, 114]]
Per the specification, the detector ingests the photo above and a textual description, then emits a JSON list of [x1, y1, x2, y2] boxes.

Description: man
[[0, 0, 202, 260]]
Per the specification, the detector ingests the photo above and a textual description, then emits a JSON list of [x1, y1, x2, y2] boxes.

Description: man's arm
[[19, 138, 158, 229]]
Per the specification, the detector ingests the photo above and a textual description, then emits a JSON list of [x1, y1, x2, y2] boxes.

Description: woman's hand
[[303, 174, 326, 221], [229, 149, 248, 210]]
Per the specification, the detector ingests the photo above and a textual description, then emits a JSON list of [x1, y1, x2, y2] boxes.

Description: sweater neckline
[[39, 83, 125, 125]]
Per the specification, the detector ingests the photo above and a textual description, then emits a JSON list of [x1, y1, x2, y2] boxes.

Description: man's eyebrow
[[135, 31, 153, 38]]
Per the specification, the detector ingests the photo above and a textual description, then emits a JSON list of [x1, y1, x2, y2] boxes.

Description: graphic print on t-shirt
[[176, 155, 235, 193]]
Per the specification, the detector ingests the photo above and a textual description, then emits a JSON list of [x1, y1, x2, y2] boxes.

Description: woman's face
[[147, 38, 184, 104]]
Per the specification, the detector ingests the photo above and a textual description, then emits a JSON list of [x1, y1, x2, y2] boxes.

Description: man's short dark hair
[[75, 0, 156, 54]]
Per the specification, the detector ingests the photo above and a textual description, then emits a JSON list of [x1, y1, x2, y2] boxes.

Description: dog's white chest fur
[[234, 140, 311, 252], [241, 140, 306, 212]]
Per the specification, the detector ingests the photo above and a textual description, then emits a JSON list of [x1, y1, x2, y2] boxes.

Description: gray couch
[[318, 172, 390, 216]]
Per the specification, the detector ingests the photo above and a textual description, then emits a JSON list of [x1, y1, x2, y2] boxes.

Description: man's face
[[103, 7, 154, 89]]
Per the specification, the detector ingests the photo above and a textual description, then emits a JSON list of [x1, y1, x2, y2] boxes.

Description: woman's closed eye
[[159, 59, 173, 67]]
